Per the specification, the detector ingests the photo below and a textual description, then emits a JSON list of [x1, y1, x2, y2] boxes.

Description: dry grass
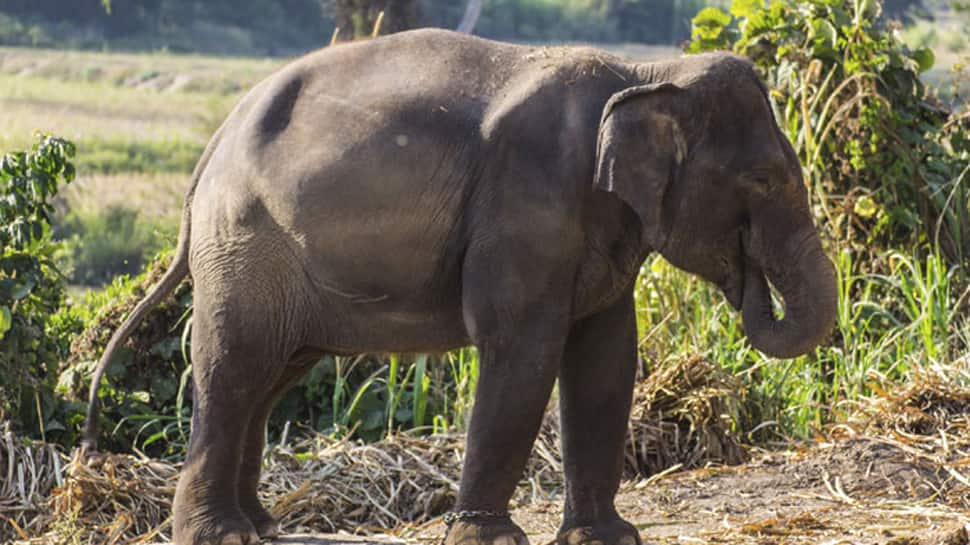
[[625, 356, 746, 473], [0, 426, 64, 542], [57, 172, 187, 222]]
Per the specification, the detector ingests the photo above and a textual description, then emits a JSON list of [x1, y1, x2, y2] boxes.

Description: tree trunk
[[330, 0, 420, 40], [456, 0, 483, 34]]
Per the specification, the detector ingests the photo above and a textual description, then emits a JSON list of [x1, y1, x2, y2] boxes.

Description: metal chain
[[442, 509, 510, 526]]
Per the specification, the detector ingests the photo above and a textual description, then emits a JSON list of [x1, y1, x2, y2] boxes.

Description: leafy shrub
[[55, 205, 176, 286], [687, 0, 970, 267], [0, 134, 77, 439], [55, 250, 194, 456], [0, 13, 54, 47]]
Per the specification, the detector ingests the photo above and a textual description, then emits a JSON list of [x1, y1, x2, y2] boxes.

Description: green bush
[[687, 0, 970, 266], [54, 251, 195, 456], [55, 205, 176, 286], [0, 134, 78, 440], [636, 248, 969, 439]]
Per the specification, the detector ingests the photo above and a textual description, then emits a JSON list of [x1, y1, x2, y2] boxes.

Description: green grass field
[[0, 47, 262, 175]]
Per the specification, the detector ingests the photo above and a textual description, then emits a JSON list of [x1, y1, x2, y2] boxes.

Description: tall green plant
[[687, 0, 970, 266], [0, 134, 75, 439]]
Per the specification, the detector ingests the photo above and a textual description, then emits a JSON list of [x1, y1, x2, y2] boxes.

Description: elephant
[[83, 28, 837, 545]]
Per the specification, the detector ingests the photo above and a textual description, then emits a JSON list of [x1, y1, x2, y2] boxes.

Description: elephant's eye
[[742, 172, 773, 193]]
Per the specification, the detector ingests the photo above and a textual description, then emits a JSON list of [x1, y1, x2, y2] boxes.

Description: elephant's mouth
[[723, 276, 744, 311], [718, 233, 746, 311]]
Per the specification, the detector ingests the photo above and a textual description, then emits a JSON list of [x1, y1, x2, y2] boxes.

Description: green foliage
[[77, 138, 203, 175], [636, 249, 968, 439], [55, 205, 177, 286], [0, 0, 332, 55], [687, 0, 970, 266], [328, 0, 421, 38], [420, 0, 708, 44], [0, 134, 76, 439], [273, 350, 478, 443], [0, 13, 57, 47], [53, 249, 194, 455], [686, 7, 735, 52]]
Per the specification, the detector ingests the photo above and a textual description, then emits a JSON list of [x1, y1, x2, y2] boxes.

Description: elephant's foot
[[557, 519, 641, 545], [173, 504, 261, 545], [242, 502, 280, 539], [444, 517, 529, 545]]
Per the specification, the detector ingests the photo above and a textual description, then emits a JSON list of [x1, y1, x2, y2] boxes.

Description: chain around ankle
[[443, 510, 511, 526]]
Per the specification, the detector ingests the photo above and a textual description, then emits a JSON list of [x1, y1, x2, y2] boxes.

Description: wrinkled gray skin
[[84, 29, 837, 545]]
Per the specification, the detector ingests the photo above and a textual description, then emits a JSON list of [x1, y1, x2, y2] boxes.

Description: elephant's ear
[[594, 82, 687, 251]]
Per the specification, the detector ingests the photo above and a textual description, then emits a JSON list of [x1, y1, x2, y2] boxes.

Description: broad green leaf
[[10, 280, 34, 300], [744, 9, 772, 34], [911, 48, 935, 73], [828, 5, 852, 29], [56, 368, 77, 395], [694, 25, 725, 41], [0, 305, 11, 336], [693, 7, 732, 29], [45, 420, 66, 432], [131, 391, 151, 404], [855, 0, 879, 23], [854, 195, 879, 218], [811, 18, 837, 48], [731, 0, 762, 19]]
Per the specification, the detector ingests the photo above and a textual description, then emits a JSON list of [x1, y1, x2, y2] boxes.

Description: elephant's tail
[[82, 124, 224, 453], [81, 212, 190, 453]]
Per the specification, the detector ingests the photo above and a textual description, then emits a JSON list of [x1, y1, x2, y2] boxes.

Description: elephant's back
[[206, 29, 526, 187], [191, 30, 526, 315], [238, 28, 527, 141], [291, 28, 528, 101]]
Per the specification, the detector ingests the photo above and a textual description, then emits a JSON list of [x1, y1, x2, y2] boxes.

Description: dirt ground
[[401, 437, 969, 545]]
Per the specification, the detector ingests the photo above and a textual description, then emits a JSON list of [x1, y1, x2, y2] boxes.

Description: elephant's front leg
[[447, 243, 577, 545], [558, 294, 641, 545]]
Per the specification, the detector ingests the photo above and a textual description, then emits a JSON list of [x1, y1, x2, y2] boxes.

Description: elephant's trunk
[[741, 231, 837, 359]]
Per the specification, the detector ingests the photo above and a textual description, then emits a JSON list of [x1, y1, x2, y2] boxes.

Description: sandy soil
[[402, 437, 969, 545]]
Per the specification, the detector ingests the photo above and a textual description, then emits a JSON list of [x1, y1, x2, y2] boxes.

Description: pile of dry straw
[[832, 364, 970, 510]]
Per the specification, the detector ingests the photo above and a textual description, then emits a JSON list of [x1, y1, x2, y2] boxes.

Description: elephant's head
[[594, 52, 837, 358]]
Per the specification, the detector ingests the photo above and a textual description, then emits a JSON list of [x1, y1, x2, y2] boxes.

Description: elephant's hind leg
[[237, 364, 314, 539], [557, 295, 641, 545], [173, 281, 300, 545]]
